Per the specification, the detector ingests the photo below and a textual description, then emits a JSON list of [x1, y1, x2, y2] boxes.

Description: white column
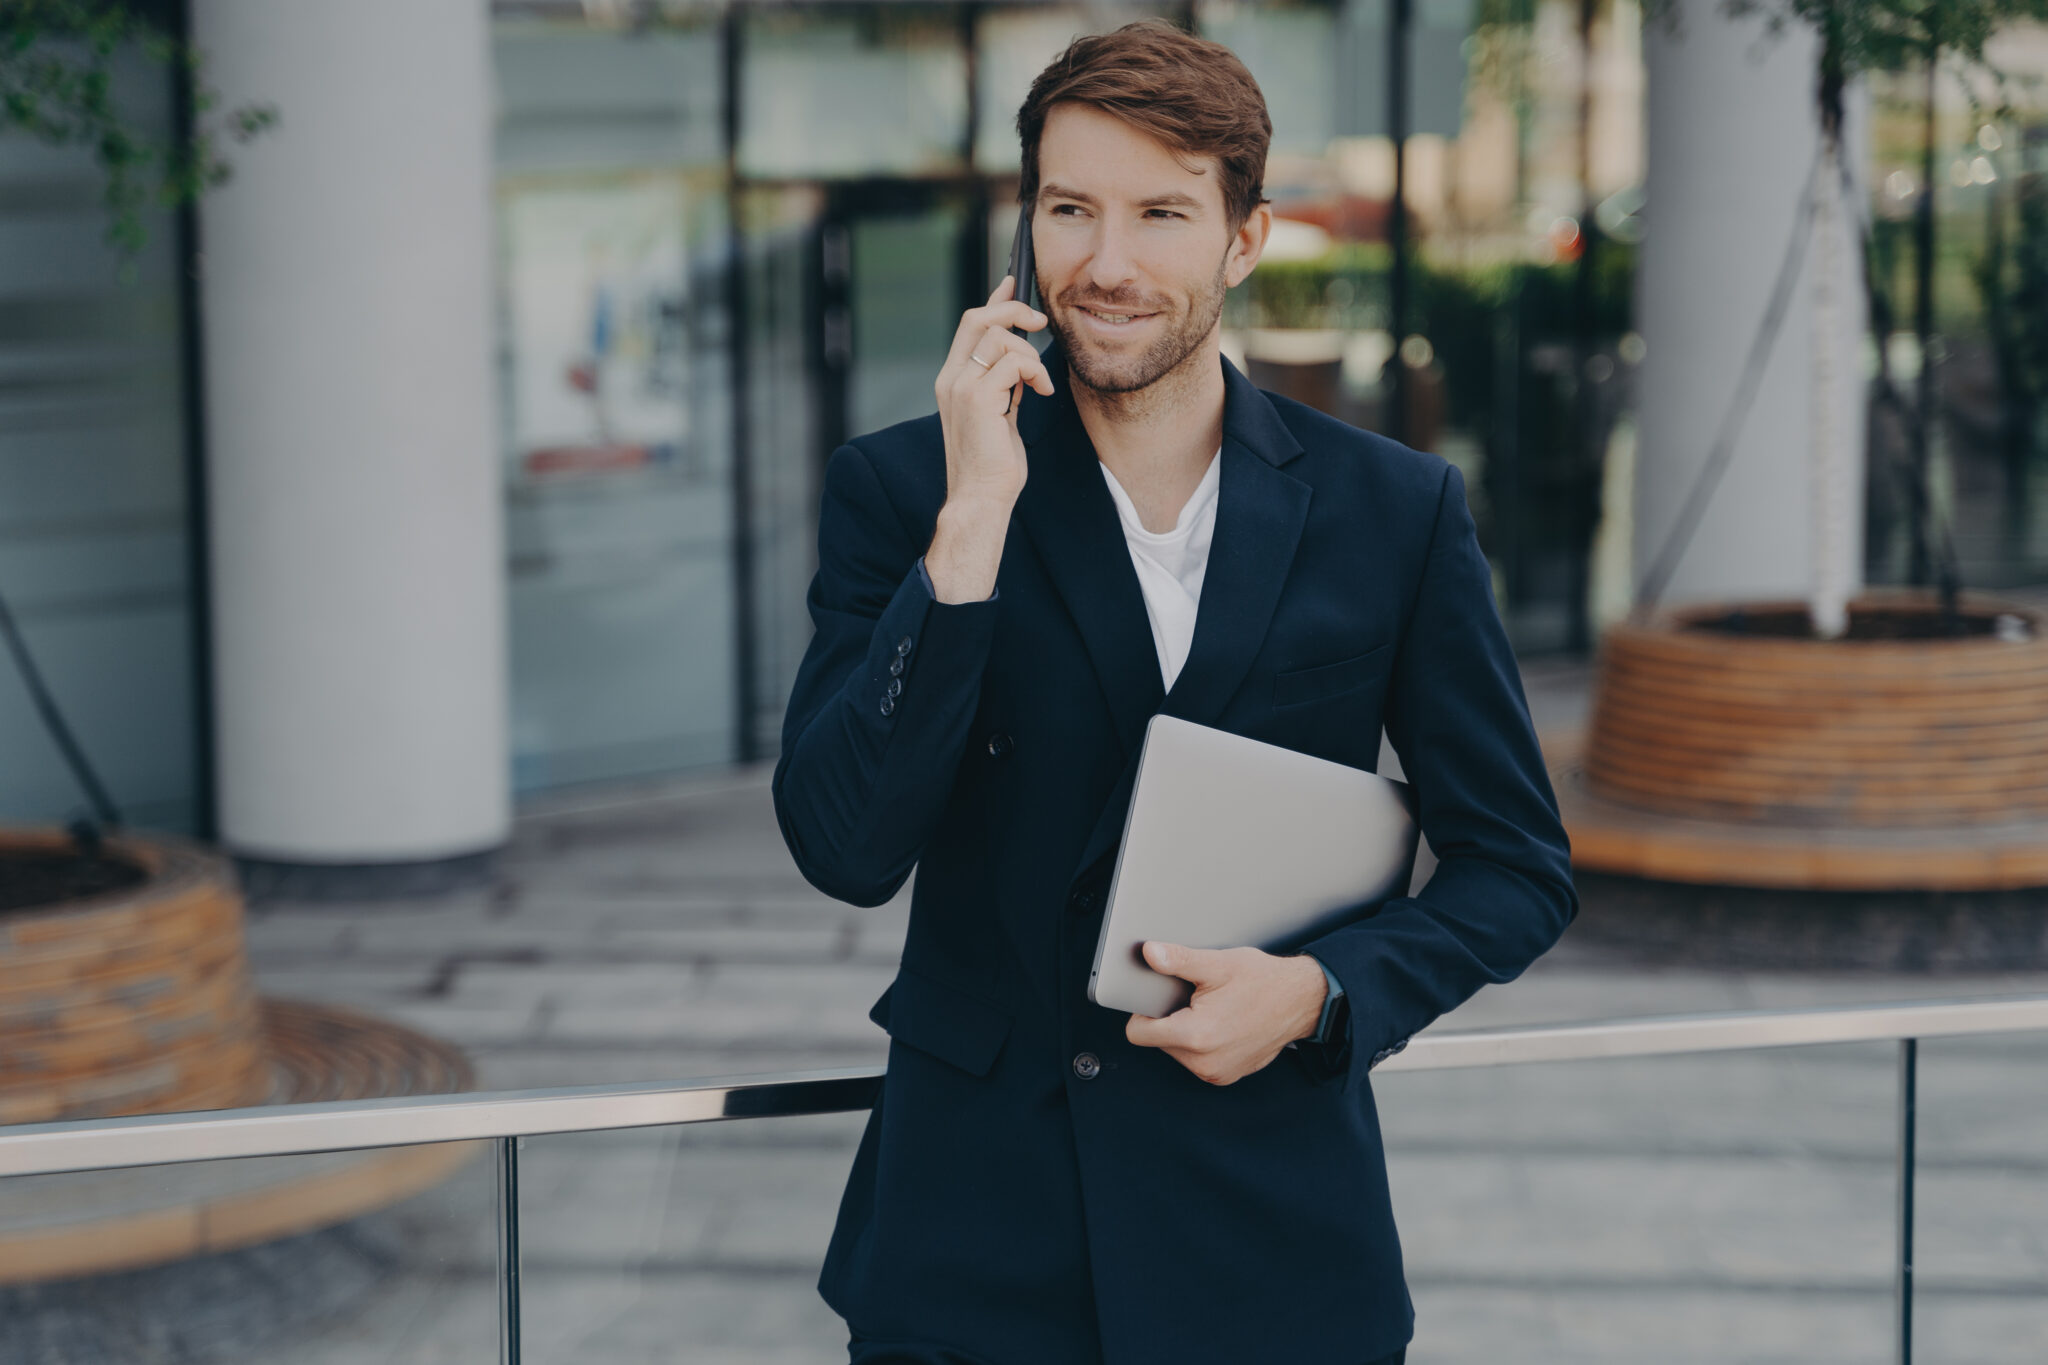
[[193, 0, 507, 863], [1633, 0, 1868, 610]]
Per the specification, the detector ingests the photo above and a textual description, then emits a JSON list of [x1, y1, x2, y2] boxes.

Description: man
[[773, 21, 1575, 1365]]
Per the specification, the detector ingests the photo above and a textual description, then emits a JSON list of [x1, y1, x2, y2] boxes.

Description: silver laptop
[[1088, 714, 1421, 1019]]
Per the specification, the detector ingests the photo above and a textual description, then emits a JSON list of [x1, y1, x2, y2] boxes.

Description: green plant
[[0, 0, 275, 260], [1239, 243, 1392, 330]]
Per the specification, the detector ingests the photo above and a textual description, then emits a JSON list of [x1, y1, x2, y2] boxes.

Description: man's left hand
[[1124, 942, 1327, 1086]]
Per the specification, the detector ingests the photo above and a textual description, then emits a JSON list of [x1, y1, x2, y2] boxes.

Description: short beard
[[1045, 252, 1230, 399]]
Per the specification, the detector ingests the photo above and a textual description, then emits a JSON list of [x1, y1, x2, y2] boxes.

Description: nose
[[1081, 219, 1139, 297]]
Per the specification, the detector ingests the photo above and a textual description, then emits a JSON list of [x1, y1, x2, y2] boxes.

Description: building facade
[[3, 0, 2043, 869]]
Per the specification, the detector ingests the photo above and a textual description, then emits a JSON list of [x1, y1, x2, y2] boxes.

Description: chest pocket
[[868, 965, 1013, 1077], [1272, 644, 1391, 709]]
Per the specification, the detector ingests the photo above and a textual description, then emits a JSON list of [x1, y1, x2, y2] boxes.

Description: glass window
[[494, 20, 724, 174], [974, 5, 1182, 172], [0, 48, 200, 831], [847, 204, 971, 437], [739, 7, 970, 180], [494, 14, 740, 791], [1864, 43, 2048, 592], [1201, 1, 1339, 159], [1203, 0, 1645, 654], [741, 185, 828, 751]]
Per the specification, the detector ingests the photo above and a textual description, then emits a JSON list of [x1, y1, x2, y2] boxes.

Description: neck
[[1070, 333, 1226, 528]]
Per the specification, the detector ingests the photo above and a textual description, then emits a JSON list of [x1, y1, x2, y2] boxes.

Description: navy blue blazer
[[773, 342, 1576, 1365]]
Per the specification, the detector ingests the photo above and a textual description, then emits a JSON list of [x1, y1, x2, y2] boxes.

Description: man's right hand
[[926, 276, 1053, 603]]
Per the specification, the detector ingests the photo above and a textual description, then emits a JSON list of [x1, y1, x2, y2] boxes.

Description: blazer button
[[896, 636, 914, 657], [879, 696, 896, 717], [986, 732, 1013, 759], [1071, 1051, 1102, 1080], [888, 657, 905, 678], [1068, 888, 1096, 913], [886, 678, 903, 699]]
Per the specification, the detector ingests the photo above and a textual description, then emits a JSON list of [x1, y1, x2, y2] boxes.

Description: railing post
[[497, 1135, 523, 1365], [1896, 1037, 1917, 1365]]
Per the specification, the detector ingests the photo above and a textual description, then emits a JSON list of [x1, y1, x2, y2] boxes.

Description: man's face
[[1032, 103, 1267, 395]]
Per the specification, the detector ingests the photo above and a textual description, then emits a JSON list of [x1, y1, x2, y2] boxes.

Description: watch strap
[[1308, 956, 1346, 1045]]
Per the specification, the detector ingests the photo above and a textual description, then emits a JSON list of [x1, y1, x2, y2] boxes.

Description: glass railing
[[3, 997, 2044, 1364]]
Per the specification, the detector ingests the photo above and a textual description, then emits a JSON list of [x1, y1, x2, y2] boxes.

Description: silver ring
[[968, 352, 994, 370]]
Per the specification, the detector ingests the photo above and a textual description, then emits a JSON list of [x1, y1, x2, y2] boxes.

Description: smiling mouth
[[1077, 306, 1157, 327]]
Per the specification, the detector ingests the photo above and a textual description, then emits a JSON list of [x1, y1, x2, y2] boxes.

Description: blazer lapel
[[1012, 347, 1165, 760], [1161, 357, 1312, 728]]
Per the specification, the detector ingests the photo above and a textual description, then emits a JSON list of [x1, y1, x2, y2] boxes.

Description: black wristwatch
[[1307, 957, 1347, 1045]]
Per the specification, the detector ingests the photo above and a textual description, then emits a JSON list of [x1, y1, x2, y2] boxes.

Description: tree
[[1659, 0, 2048, 634], [0, 0, 274, 260]]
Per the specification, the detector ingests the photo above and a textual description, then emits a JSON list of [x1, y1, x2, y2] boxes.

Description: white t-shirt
[[1098, 448, 1223, 691]]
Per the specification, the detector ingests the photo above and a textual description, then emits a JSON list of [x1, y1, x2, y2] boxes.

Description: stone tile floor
[[8, 661, 2048, 1364]]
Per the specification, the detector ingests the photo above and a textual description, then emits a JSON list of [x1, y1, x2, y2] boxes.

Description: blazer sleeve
[[771, 442, 1000, 907], [1300, 461, 1577, 1087]]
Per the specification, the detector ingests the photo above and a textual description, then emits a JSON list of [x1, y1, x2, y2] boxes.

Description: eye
[[1146, 209, 1186, 220], [1050, 203, 1086, 218]]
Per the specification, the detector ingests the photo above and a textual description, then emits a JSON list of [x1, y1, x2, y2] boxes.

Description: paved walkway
[[13, 658, 2046, 1364]]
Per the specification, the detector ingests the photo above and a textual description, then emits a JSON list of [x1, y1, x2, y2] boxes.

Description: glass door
[[827, 186, 981, 444]]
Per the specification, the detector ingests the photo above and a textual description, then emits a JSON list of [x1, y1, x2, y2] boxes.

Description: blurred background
[[3, 1, 2048, 1362]]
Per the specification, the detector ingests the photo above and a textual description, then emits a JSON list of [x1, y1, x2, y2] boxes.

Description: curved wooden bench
[[0, 1000, 481, 1285], [1547, 730, 2048, 889]]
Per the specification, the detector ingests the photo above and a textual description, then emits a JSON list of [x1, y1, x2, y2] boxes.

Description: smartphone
[[1004, 202, 1038, 331], [1001, 203, 1038, 415]]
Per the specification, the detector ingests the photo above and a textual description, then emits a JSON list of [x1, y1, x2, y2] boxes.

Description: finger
[[1142, 941, 1232, 985], [966, 345, 1054, 406], [944, 291, 1047, 373], [960, 308, 1048, 369], [969, 327, 1053, 398], [1126, 1009, 1195, 1050], [943, 285, 1008, 373], [957, 322, 1022, 378], [993, 327, 1056, 395]]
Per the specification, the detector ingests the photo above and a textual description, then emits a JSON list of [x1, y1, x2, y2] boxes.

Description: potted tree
[[1561, 0, 2048, 961]]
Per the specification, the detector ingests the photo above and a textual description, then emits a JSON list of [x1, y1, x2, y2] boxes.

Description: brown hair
[[1016, 20, 1272, 231]]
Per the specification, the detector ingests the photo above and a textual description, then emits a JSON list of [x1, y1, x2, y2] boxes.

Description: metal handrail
[[7, 992, 2045, 1365], [2, 992, 2044, 1179]]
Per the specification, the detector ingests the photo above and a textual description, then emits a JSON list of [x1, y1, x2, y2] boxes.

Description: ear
[[1223, 202, 1272, 289]]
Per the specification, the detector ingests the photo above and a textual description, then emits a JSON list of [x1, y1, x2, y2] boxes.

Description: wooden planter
[[0, 828, 482, 1283], [1242, 327, 1347, 416], [1548, 593, 2048, 891], [1586, 596, 2048, 828], [0, 829, 267, 1125]]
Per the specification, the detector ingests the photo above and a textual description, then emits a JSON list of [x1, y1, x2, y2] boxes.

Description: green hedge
[[1234, 241, 1636, 339], [1231, 239, 1637, 429]]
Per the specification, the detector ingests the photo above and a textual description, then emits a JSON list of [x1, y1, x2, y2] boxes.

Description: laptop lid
[[1088, 714, 1420, 1019]]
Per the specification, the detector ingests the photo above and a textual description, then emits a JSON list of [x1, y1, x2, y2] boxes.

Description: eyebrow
[[1038, 183, 1206, 212]]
